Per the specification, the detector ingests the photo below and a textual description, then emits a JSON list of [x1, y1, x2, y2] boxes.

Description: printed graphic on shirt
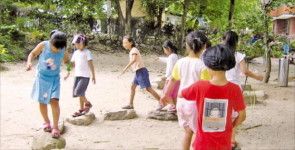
[[202, 98, 228, 132]]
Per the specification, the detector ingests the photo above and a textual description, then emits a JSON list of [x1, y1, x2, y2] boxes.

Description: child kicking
[[64, 34, 96, 117], [121, 35, 161, 109], [180, 44, 246, 150]]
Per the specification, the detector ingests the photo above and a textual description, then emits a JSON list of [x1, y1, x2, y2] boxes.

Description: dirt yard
[[0, 51, 294, 149]]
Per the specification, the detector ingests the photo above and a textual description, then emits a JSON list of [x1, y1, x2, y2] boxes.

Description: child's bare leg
[[129, 84, 137, 105], [50, 98, 60, 128], [183, 126, 194, 150], [79, 96, 87, 109], [146, 87, 160, 101], [232, 116, 238, 146], [172, 98, 177, 106], [232, 127, 237, 145], [39, 103, 50, 122]]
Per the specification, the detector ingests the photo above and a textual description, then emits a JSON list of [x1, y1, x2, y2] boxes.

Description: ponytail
[[222, 31, 239, 53], [162, 40, 178, 54], [186, 31, 207, 54]]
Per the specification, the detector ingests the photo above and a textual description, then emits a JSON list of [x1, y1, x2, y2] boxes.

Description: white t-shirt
[[172, 57, 210, 92], [226, 52, 246, 86], [159, 53, 178, 80], [129, 47, 145, 71], [71, 49, 93, 77]]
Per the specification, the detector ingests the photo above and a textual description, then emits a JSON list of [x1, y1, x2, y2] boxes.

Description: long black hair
[[162, 40, 178, 54], [222, 31, 239, 53], [186, 31, 208, 54]]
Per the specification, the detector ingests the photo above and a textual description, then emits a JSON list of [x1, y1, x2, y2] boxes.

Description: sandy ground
[[0, 51, 294, 150]]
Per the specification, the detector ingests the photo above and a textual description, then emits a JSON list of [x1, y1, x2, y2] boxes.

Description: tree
[[125, 0, 134, 35], [113, 0, 134, 36], [113, 0, 125, 36], [179, 0, 190, 50], [228, 0, 235, 29]]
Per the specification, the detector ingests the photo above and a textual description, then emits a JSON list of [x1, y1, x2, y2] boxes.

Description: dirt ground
[[0, 51, 294, 150]]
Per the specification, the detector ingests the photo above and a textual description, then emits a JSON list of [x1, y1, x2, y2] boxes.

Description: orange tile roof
[[269, 5, 295, 17]]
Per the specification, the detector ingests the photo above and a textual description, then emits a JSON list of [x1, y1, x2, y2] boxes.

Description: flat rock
[[151, 79, 165, 89], [241, 84, 252, 90], [66, 112, 95, 126], [104, 110, 137, 120], [243, 90, 267, 105], [32, 122, 66, 150], [147, 110, 178, 121]]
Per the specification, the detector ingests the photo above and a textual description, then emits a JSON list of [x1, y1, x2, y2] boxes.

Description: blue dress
[[31, 41, 65, 104]]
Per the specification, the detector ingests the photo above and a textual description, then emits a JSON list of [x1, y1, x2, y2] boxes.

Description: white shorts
[[176, 98, 197, 133]]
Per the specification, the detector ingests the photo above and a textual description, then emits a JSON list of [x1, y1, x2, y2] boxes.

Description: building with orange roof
[[270, 5, 295, 39]]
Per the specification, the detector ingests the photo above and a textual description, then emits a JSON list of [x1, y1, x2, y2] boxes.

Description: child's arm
[[25, 42, 45, 71], [240, 60, 263, 81], [88, 60, 96, 84], [64, 72, 70, 80], [63, 49, 70, 64], [64, 61, 73, 80], [122, 53, 137, 74], [233, 109, 246, 128]]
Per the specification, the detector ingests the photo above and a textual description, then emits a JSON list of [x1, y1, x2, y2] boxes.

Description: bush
[[0, 25, 26, 62]]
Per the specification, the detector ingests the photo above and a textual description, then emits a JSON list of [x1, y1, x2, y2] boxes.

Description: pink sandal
[[43, 121, 51, 132], [168, 106, 177, 113], [72, 109, 84, 117], [81, 102, 92, 114], [51, 126, 60, 138], [85, 101, 92, 109]]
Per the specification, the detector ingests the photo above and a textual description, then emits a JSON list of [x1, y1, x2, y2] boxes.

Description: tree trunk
[[178, 0, 189, 51], [263, 11, 271, 83], [113, 0, 125, 36], [156, 7, 164, 28], [228, 0, 235, 29], [125, 0, 134, 35]]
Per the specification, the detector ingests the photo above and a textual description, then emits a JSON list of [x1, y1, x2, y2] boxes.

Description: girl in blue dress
[[25, 30, 69, 138]]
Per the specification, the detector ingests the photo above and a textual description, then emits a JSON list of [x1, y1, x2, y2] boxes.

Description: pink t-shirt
[[182, 80, 246, 150], [129, 47, 145, 71]]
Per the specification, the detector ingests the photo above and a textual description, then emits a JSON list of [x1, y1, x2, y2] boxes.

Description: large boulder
[[104, 110, 137, 120], [32, 122, 65, 150], [147, 110, 178, 121], [66, 112, 95, 126]]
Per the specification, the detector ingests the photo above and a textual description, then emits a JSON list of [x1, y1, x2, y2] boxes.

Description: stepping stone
[[243, 90, 267, 105], [151, 79, 165, 89], [147, 110, 178, 121], [104, 110, 137, 120], [32, 121, 66, 150], [241, 84, 252, 90], [66, 112, 95, 126]]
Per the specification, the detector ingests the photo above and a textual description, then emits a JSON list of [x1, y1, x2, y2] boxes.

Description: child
[[180, 44, 246, 150], [222, 31, 263, 148], [222, 31, 264, 87], [121, 35, 161, 109], [161, 31, 210, 150], [64, 34, 96, 117], [25, 30, 69, 138], [154, 40, 179, 112]]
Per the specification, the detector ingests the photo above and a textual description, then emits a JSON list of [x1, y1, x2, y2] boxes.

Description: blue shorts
[[132, 67, 151, 89], [73, 77, 89, 97]]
